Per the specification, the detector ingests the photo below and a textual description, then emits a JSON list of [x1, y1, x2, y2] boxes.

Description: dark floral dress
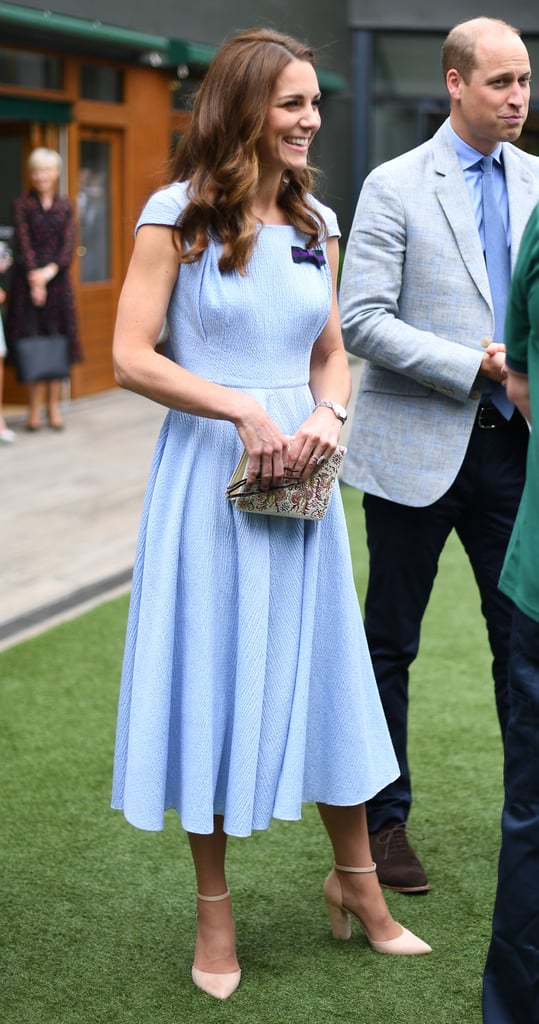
[[6, 190, 82, 363]]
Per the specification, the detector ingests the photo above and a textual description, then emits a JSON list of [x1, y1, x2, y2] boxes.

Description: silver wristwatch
[[314, 400, 348, 424]]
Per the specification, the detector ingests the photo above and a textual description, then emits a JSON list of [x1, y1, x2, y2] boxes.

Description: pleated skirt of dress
[[111, 400, 398, 837]]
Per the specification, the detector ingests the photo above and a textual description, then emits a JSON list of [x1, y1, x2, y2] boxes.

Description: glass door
[[78, 138, 111, 283], [74, 128, 123, 395]]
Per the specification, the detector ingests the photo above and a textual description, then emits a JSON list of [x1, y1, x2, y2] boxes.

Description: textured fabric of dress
[[111, 182, 398, 837], [6, 191, 82, 362]]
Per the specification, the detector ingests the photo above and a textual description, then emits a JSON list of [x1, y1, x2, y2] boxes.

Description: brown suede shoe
[[370, 822, 430, 893]]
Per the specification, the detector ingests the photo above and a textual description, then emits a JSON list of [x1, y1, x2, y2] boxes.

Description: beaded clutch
[[226, 445, 346, 520]]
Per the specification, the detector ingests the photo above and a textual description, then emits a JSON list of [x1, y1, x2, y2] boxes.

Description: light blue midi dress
[[111, 182, 398, 837]]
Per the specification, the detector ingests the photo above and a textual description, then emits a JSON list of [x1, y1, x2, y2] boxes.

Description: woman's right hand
[[234, 398, 290, 489]]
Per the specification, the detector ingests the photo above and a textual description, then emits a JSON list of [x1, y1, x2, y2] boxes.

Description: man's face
[[447, 28, 531, 154]]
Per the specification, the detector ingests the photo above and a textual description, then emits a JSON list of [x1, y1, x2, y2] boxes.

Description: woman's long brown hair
[[168, 28, 325, 274]]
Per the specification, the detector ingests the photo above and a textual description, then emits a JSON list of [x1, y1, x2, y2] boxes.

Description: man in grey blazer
[[340, 16, 539, 893]]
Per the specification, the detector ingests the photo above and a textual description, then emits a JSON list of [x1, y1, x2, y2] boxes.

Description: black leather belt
[[475, 404, 507, 429]]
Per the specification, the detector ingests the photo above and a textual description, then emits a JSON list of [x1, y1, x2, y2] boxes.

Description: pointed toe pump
[[191, 890, 242, 1000], [323, 864, 432, 956], [191, 964, 242, 1000]]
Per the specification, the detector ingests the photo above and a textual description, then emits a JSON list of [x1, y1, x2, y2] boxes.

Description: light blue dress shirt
[[446, 120, 510, 250]]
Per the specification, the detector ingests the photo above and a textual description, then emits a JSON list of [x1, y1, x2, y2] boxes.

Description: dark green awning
[[0, 94, 72, 122], [0, 3, 345, 91], [0, 2, 170, 58], [167, 38, 346, 91]]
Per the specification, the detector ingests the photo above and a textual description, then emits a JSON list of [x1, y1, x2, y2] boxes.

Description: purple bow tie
[[291, 245, 326, 268]]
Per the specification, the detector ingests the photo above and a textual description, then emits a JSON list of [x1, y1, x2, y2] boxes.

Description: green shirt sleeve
[[504, 203, 539, 375]]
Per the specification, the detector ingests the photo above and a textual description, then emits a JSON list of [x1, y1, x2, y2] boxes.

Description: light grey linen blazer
[[340, 120, 539, 507]]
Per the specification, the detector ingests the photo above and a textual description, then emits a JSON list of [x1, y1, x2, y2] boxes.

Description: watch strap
[[314, 400, 347, 423]]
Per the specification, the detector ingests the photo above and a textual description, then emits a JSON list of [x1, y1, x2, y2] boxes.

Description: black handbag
[[14, 333, 70, 384]]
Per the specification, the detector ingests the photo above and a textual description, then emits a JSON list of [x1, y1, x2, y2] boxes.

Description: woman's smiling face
[[257, 58, 321, 176]]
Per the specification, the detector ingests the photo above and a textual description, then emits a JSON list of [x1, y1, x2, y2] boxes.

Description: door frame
[[70, 124, 124, 397]]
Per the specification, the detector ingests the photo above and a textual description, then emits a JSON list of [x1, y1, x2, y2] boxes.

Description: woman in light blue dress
[[111, 27, 431, 1000]]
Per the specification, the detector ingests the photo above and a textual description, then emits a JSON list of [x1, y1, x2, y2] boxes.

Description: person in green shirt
[[483, 202, 539, 1023]]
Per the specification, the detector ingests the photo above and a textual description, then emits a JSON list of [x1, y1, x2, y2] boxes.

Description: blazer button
[[481, 336, 492, 348], [470, 389, 481, 400]]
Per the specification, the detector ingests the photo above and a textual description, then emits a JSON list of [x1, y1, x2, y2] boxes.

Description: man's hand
[[479, 343, 506, 383]]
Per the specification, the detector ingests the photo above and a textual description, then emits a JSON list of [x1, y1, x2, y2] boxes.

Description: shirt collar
[[445, 120, 503, 170]]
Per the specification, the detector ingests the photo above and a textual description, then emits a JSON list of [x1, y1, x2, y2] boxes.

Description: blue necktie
[[480, 155, 513, 418]]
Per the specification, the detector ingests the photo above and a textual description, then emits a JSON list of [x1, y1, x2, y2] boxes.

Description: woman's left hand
[[287, 406, 342, 480], [29, 281, 47, 307], [28, 265, 56, 306]]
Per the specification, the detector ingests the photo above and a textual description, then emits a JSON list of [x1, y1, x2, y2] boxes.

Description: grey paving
[[0, 359, 362, 651], [0, 388, 165, 650]]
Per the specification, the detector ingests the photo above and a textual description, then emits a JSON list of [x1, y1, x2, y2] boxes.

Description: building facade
[[0, 1, 537, 402]]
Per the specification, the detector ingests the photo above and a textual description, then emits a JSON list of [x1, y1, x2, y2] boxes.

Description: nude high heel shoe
[[323, 863, 432, 955], [191, 890, 242, 999]]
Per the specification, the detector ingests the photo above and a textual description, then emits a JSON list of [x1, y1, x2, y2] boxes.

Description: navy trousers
[[363, 410, 528, 833], [483, 608, 539, 1023]]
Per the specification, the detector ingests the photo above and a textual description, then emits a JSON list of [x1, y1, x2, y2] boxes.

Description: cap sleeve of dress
[[308, 194, 340, 240], [135, 181, 190, 235]]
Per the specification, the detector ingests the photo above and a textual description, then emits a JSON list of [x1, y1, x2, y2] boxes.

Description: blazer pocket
[[360, 365, 432, 398]]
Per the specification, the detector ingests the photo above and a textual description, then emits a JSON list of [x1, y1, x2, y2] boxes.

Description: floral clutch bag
[[225, 445, 346, 520]]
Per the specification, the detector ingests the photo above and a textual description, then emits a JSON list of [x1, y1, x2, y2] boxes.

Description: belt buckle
[[477, 406, 496, 429]]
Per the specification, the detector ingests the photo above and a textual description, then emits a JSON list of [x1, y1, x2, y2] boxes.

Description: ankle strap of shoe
[[196, 889, 231, 902], [334, 862, 376, 873]]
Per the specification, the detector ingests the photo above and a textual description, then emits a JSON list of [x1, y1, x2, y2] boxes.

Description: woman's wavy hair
[[168, 27, 325, 273]]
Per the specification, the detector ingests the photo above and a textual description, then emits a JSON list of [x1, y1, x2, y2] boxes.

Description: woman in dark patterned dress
[[0, 243, 16, 443], [6, 147, 82, 430]]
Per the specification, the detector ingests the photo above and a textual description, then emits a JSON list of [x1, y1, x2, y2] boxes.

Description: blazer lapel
[[504, 145, 537, 267], [431, 126, 491, 307]]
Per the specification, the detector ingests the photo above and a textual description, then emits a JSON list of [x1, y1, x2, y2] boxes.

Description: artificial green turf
[[1, 484, 503, 1023]]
